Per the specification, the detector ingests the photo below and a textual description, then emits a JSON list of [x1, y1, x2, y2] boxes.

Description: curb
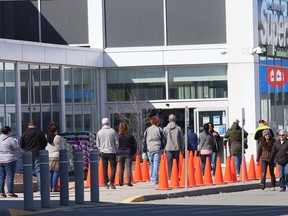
[[122, 182, 261, 203]]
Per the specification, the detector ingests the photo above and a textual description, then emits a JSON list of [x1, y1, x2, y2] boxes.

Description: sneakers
[[105, 184, 109, 189], [7, 193, 18, 198], [271, 187, 275, 191], [127, 183, 133, 187], [51, 187, 60, 192], [260, 184, 265, 190], [107, 181, 116, 189], [0, 193, 6, 198], [279, 188, 286, 192]]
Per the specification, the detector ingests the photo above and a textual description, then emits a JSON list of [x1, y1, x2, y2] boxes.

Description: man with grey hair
[[96, 118, 119, 189], [163, 114, 185, 179]]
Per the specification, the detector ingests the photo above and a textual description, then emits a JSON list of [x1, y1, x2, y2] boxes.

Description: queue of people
[[1, 114, 288, 196]]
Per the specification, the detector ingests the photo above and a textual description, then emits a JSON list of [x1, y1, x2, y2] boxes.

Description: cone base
[[156, 188, 172, 190]]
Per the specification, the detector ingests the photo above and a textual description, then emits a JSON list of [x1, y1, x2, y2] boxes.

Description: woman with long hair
[[46, 122, 65, 192], [118, 123, 137, 186]]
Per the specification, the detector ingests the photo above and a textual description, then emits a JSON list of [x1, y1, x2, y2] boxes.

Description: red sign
[[267, 66, 288, 88]]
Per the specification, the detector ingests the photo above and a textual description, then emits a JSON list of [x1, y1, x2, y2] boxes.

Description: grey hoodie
[[163, 122, 184, 151], [0, 134, 20, 162]]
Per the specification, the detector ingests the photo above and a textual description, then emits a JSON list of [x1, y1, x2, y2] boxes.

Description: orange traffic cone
[[133, 154, 143, 182], [248, 154, 257, 180], [255, 159, 262, 179], [195, 156, 204, 186], [214, 157, 225, 184], [194, 151, 198, 165], [203, 157, 213, 185], [224, 156, 234, 183], [178, 151, 184, 177], [141, 159, 150, 181], [169, 159, 180, 188], [98, 158, 105, 186], [275, 163, 279, 178], [85, 164, 91, 188], [230, 156, 237, 182], [239, 156, 249, 181], [188, 150, 196, 187], [114, 162, 120, 185], [157, 154, 171, 190]]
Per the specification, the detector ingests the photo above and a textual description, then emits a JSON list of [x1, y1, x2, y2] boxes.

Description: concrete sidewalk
[[0, 180, 264, 216]]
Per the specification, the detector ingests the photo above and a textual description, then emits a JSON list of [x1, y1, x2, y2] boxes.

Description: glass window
[[107, 68, 166, 101], [41, 66, 51, 104], [166, 0, 226, 45], [105, 0, 164, 47], [20, 64, 29, 104], [51, 66, 60, 103], [5, 63, 15, 104], [64, 67, 73, 103], [168, 65, 227, 99], [0, 63, 4, 104]]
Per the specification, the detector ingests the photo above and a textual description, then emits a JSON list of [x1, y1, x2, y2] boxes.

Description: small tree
[[110, 91, 153, 154]]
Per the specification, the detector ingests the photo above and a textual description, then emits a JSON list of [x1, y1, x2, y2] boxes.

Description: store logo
[[267, 66, 288, 88]]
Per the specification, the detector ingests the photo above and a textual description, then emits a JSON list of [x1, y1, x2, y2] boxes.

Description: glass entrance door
[[20, 64, 60, 133], [194, 108, 228, 163]]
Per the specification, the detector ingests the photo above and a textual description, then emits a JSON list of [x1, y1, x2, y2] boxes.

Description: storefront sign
[[259, 0, 288, 47]]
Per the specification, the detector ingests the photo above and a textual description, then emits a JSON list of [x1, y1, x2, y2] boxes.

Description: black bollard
[[40, 150, 50, 208], [90, 149, 99, 203], [74, 149, 84, 204], [59, 149, 69, 206], [23, 151, 34, 210]]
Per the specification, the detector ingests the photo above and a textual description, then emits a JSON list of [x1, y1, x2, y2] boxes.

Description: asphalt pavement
[[0, 179, 264, 216]]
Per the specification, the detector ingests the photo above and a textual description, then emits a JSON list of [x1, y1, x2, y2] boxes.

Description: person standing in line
[[96, 117, 119, 189], [187, 126, 198, 156], [45, 122, 65, 192], [256, 129, 276, 191], [20, 120, 47, 191], [269, 129, 288, 192], [210, 123, 221, 176], [163, 114, 184, 179], [224, 119, 248, 177], [0, 126, 20, 198], [117, 123, 137, 187], [198, 123, 216, 175], [142, 116, 164, 185], [254, 119, 274, 143]]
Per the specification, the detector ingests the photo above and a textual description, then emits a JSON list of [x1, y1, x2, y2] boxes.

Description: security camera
[[251, 47, 264, 54]]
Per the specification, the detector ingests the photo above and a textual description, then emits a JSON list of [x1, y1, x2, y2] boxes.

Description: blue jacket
[[187, 130, 198, 151]]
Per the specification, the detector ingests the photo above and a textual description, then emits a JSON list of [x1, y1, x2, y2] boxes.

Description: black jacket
[[118, 133, 137, 156], [270, 139, 288, 165], [20, 128, 47, 158]]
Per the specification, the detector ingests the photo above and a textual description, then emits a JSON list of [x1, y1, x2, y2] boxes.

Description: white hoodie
[[0, 134, 20, 162]]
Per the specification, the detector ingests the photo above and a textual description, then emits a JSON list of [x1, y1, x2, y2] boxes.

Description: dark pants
[[200, 154, 212, 175], [261, 160, 276, 187], [118, 154, 133, 185], [166, 151, 180, 179], [101, 153, 117, 185]]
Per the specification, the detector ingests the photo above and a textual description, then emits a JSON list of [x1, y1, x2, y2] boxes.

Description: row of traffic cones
[[156, 152, 280, 190], [85, 154, 151, 188], [84, 152, 280, 190]]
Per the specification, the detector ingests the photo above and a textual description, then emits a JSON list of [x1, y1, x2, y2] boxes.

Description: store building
[[0, 0, 285, 161]]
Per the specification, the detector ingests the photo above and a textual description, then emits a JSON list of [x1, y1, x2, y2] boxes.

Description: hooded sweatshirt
[[0, 134, 20, 162], [20, 127, 47, 158], [163, 122, 184, 151]]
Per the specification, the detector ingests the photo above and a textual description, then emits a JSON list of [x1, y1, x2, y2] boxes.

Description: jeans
[[50, 170, 59, 188], [278, 163, 288, 190], [118, 154, 133, 185], [233, 153, 242, 175], [101, 153, 117, 185], [165, 151, 180, 179], [0, 160, 17, 194], [33, 157, 41, 191], [261, 160, 276, 187], [200, 154, 212, 175], [211, 152, 217, 175], [148, 150, 161, 184]]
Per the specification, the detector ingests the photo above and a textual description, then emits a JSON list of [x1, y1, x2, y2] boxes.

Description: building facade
[[0, 0, 285, 161]]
